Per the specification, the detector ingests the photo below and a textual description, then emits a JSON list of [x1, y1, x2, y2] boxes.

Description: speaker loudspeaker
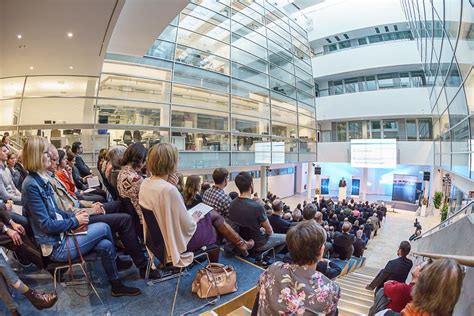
[[314, 167, 321, 175], [423, 172, 430, 181]]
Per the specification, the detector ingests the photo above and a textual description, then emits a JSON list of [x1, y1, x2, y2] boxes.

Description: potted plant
[[433, 191, 443, 209], [440, 203, 449, 222]]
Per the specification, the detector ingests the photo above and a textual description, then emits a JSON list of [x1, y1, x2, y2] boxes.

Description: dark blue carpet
[[1, 254, 263, 316]]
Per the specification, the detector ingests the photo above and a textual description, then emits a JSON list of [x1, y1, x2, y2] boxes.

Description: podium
[[338, 187, 346, 202]]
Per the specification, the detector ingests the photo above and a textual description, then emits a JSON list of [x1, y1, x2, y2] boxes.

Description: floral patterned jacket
[[257, 261, 340, 315], [117, 165, 144, 222]]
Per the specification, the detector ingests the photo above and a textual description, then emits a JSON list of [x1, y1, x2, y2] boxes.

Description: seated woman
[[139, 143, 219, 267], [0, 254, 57, 315], [401, 258, 464, 316], [6, 152, 21, 191], [63, 151, 105, 202], [21, 136, 140, 297], [255, 221, 340, 315], [183, 175, 254, 256]]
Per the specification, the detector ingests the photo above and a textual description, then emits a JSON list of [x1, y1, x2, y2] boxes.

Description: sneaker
[[116, 257, 133, 271], [110, 280, 141, 297], [23, 289, 58, 310]]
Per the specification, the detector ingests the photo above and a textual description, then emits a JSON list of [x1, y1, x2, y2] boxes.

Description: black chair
[[120, 196, 143, 241], [100, 171, 118, 201], [140, 206, 219, 286]]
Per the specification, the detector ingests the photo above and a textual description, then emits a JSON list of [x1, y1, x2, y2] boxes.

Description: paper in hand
[[87, 176, 100, 188], [188, 203, 213, 218]]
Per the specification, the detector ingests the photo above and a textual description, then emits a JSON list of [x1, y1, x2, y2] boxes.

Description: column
[[260, 165, 267, 199], [306, 162, 312, 201], [361, 168, 368, 202]]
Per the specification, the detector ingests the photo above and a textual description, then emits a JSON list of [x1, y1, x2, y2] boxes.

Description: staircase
[[337, 266, 378, 315]]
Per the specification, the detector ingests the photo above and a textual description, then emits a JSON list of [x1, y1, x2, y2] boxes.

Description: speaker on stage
[[314, 167, 321, 175], [423, 172, 430, 181]]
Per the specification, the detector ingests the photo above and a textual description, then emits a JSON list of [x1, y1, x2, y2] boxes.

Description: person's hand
[[191, 211, 203, 223], [79, 190, 84, 195], [6, 229, 23, 246], [92, 203, 105, 215], [10, 221, 25, 235], [260, 227, 266, 234], [75, 211, 89, 225]]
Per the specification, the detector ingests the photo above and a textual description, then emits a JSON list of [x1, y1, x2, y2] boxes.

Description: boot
[[216, 222, 254, 257], [110, 280, 141, 297], [23, 289, 58, 310]]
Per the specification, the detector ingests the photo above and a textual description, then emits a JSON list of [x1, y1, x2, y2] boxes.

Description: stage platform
[[2, 253, 264, 316]]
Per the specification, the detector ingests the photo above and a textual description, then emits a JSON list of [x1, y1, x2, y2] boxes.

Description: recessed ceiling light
[[17, 34, 22, 39], [67, 32, 73, 38], [29, 66, 34, 70], [69, 66, 74, 69]]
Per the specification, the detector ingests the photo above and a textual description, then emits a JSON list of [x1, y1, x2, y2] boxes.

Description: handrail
[[411, 251, 474, 267], [418, 201, 474, 239]]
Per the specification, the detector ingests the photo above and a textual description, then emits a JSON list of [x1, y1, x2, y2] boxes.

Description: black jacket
[[367, 256, 413, 290], [75, 155, 91, 177], [353, 238, 366, 257], [333, 232, 354, 259]]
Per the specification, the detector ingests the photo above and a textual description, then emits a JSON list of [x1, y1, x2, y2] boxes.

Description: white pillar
[[361, 168, 368, 202], [260, 165, 267, 199], [306, 162, 312, 201]]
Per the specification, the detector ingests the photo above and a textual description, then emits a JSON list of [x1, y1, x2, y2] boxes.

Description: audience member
[[0, 255, 57, 315], [22, 136, 140, 296], [268, 199, 292, 234], [303, 203, 317, 221], [71, 141, 92, 177], [6, 152, 21, 191], [48, 144, 159, 280], [97, 148, 108, 175], [183, 175, 254, 256], [353, 230, 366, 258], [14, 150, 28, 190], [106, 146, 126, 191], [255, 221, 340, 315], [202, 168, 232, 220], [0, 144, 22, 204], [229, 191, 239, 200], [139, 143, 219, 266], [228, 172, 286, 266], [332, 222, 354, 260], [401, 259, 464, 316], [366, 241, 413, 291], [370, 212, 380, 237], [200, 182, 211, 196]]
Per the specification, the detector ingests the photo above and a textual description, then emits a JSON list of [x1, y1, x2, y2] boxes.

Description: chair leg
[[78, 263, 103, 305], [145, 257, 152, 281]]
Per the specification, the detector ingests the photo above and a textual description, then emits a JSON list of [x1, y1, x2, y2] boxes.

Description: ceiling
[[0, 0, 125, 78], [0, 0, 189, 78]]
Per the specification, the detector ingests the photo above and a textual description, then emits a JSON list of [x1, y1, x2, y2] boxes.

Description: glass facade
[[0, 0, 316, 169], [401, 0, 473, 179]]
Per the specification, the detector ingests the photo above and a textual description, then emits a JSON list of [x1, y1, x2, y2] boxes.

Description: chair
[[44, 251, 103, 303], [120, 197, 143, 241]]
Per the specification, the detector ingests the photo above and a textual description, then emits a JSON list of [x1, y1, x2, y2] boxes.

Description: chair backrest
[[120, 196, 136, 215], [140, 206, 166, 263], [101, 172, 118, 200]]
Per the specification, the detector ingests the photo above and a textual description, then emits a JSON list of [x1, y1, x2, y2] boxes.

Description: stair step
[[338, 306, 368, 316], [227, 306, 251, 316], [338, 298, 371, 314], [340, 287, 374, 300], [350, 271, 377, 280], [341, 292, 374, 306], [336, 282, 374, 295], [337, 278, 372, 289], [342, 275, 372, 286]]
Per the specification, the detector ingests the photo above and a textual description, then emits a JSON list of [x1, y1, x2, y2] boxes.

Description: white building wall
[[316, 88, 431, 121]]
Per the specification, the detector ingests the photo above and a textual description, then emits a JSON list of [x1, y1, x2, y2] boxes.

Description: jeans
[[254, 233, 286, 260], [89, 213, 147, 269], [50, 222, 119, 281], [0, 255, 20, 310]]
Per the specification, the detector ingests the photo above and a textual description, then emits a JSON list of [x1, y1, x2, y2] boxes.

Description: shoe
[[10, 310, 20, 316], [216, 222, 254, 257], [23, 289, 58, 310], [116, 257, 133, 271], [365, 285, 372, 290], [139, 266, 161, 279], [110, 280, 141, 297]]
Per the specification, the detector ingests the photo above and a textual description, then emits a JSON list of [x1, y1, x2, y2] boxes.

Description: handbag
[[192, 263, 237, 299]]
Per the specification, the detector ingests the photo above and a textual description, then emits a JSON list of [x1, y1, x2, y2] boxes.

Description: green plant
[[433, 191, 443, 209], [440, 203, 449, 222]]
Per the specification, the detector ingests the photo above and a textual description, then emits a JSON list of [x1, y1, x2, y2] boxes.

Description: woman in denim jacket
[[21, 136, 140, 297]]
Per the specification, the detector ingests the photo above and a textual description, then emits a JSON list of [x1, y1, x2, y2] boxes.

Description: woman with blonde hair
[[402, 258, 464, 316], [183, 175, 254, 256], [21, 136, 141, 297]]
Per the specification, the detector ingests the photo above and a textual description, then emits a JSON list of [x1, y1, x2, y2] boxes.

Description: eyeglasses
[[43, 151, 51, 158]]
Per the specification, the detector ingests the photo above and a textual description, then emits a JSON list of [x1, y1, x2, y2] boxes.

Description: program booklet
[[188, 203, 213, 218], [86, 176, 100, 188]]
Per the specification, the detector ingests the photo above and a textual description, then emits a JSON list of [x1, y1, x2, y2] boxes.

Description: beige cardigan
[[139, 177, 197, 267]]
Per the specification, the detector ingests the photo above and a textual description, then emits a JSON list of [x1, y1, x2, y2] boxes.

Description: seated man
[[332, 222, 354, 260], [229, 172, 286, 266], [268, 199, 292, 234], [48, 145, 160, 279], [353, 230, 366, 258], [366, 241, 413, 291], [302, 203, 317, 221]]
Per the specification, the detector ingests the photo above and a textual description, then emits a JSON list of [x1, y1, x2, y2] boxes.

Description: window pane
[[298, 127, 317, 141], [348, 121, 363, 139], [171, 131, 229, 151], [179, 13, 230, 43], [96, 99, 169, 127], [146, 40, 175, 60], [0, 77, 25, 99], [102, 60, 172, 81], [0, 100, 21, 125], [366, 76, 377, 91], [232, 47, 267, 73], [406, 119, 417, 140], [383, 119, 399, 139], [176, 45, 230, 75], [298, 114, 316, 129], [272, 122, 297, 138], [171, 106, 228, 131], [232, 115, 269, 134], [270, 64, 295, 87], [271, 105, 297, 125], [418, 119, 432, 140], [24, 76, 98, 98], [377, 73, 395, 89], [232, 62, 268, 88], [371, 120, 381, 138], [358, 38, 368, 46], [344, 78, 358, 93], [19, 98, 95, 125], [177, 29, 229, 59], [231, 95, 269, 119], [172, 83, 229, 112], [173, 63, 230, 93], [400, 72, 411, 88], [336, 122, 347, 141]]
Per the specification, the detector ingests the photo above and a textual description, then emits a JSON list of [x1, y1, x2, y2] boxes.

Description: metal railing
[[411, 251, 474, 267], [417, 201, 473, 240]]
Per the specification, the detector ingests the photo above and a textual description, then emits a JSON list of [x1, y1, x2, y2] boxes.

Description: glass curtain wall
[[0, 0, 316, 169], [401, 0, 473, 179]]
